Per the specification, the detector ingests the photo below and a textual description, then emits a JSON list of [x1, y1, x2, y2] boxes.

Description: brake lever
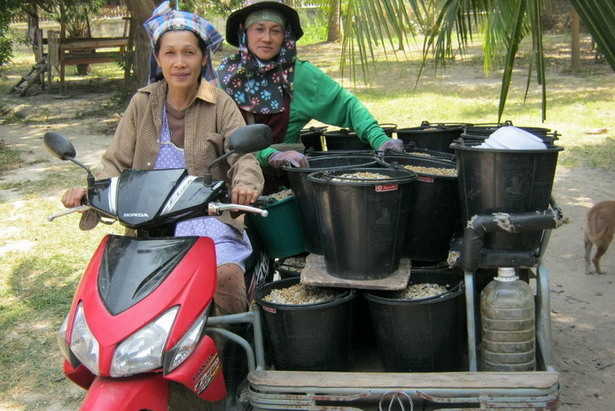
[[208, 202, 268, 217], [48, 205, 91, 222]]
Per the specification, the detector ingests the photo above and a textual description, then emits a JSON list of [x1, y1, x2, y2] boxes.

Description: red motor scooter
[[45, 125, 273, 411]]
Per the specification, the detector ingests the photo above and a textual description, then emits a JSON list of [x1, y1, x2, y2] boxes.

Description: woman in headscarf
[[217, 0, 404, 170], [61, 1, 264, 315]]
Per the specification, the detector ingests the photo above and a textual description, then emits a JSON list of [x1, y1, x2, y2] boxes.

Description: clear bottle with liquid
[[480, 267, 536, 371]]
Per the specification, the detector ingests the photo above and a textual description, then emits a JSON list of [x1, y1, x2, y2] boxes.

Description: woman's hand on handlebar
[[231, 185, 260, 206], [61, 187, 87, 208]]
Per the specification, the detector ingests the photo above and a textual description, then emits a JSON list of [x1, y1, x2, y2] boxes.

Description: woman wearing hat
[[217, 0, 404, 170], [61, 1, 264, 315]]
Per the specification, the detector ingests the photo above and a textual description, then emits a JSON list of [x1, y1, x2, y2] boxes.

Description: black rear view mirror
[[227, 124, 273, 154], [44, 132, 76, 160], [43, 131, 95, 185]]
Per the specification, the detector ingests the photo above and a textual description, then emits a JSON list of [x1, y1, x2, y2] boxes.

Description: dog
[[584, 201, 615, 274]]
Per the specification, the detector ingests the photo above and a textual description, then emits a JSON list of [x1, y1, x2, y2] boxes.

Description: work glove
[[377, 138, 405, 153], [268, 150, 309, 168]]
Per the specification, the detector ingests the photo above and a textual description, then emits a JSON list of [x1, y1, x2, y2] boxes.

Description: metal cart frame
[[208, 206, 562, 410]]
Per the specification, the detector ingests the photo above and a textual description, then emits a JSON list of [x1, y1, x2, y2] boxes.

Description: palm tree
[[338, 0, 615, 121]]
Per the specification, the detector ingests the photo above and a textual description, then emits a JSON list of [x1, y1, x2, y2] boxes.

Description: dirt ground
[[1, 89, 614, 410]]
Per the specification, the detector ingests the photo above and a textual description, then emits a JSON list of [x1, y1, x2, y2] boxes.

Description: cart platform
[[248, 370, 559, 409], [300, 254, 411, 290]]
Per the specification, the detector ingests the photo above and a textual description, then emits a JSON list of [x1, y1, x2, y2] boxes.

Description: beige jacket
[[82, 80, 264, 231]]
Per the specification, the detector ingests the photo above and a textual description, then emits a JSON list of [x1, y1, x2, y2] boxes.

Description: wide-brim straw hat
[[225, 0, 304, 47]]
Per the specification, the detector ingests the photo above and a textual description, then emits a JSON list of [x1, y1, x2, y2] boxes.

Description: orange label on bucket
[[418, 176, 434, 183], [262, 306, 277, 314], [375, 184, 398, 192]]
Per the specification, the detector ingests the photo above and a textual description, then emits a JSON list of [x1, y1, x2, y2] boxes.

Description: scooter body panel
[[63, 234, 226, 405], [165, 334, 227, 402], [80, 374, 168, 411], [64, 360, 95, 389]]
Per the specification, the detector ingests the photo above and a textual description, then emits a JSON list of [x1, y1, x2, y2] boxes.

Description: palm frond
[[340, 0, 414, 84], [339, 0, 614, 121], [497, 0, 526, 122], [569, 0, 615, 70]]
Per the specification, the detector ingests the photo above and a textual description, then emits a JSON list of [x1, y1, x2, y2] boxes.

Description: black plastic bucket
[[382, 154, 461, 262], [306, 149, 376, 157], [364, 268, 466, 372], [255, 277, 356, 370], [308, 167, 416, 279], [378, 123, 398, 137], [451, 141, 563, 251], [300, 126, 328, 151], [322, 129, 371, 151], [396, 122, 466, 153], [283, 155, 378, 254], [404, 147, 457, 162]]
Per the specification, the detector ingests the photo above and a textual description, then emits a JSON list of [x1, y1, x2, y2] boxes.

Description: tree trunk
[[125, 0, 158, 89], [75, 15, 92, 75], [26, 7, 42, 64], [570, 8, 581, 72], [327, 0, 341, 43]]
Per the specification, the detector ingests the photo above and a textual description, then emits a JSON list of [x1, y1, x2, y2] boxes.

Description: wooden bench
[[47, 28, 133, 93]]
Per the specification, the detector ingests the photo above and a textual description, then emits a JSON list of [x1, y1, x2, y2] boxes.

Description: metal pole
[[464, 271, 478, 371], [537, 264, 554, 367]]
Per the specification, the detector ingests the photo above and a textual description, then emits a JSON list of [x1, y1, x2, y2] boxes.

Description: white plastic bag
[[478, 126, 546, 150]]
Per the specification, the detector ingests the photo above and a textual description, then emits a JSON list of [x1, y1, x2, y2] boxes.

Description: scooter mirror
[[44, 132, 76, 161], [227, 124, 273, 154]]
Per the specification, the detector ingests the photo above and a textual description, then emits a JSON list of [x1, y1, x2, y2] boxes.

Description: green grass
[[74, 90, 131, 119], [0, 141, 23, 171], [0, 47, 33, 95], [0, 178, 121, 408]]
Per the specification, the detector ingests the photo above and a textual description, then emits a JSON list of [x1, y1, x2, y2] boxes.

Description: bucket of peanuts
[[255, 277, 357, 371], [364, 267, 465, 372], [383, 154, 461, 263], [307, 167, 417, 280]]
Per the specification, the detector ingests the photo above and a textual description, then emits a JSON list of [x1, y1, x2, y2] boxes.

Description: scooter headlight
[[163, 306, 209, 374], [70, 303, 100, 375], [110, 306, 178, 377]]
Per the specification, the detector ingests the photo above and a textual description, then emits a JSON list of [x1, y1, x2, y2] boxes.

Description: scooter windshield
[[88, 169, 224, 228], [99, 235, 197, 315]]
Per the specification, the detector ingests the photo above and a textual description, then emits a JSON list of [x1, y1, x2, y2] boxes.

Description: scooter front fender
[[80, 374, 168, 411]]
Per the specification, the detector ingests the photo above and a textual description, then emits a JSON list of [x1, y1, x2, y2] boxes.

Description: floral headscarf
[[217, 26, 297, 114], [144, 1, 223, 83]]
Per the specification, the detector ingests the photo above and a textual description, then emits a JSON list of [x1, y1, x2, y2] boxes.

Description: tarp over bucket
[[308, 167, 416, 280], [460, 123, 559, 146]]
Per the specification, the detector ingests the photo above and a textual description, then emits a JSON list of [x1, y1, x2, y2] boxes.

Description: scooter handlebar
[[208, 202, 268, 217]]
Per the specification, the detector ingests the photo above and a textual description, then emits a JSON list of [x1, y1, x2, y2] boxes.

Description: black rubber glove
[[377, 138, 405, 153], [267, 150, 309, 168]]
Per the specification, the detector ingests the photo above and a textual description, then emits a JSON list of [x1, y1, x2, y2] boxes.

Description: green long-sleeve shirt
[[256, 60, 390, 165]]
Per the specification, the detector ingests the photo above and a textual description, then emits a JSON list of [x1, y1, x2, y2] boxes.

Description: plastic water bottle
[[480, 267, 536, 371]]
